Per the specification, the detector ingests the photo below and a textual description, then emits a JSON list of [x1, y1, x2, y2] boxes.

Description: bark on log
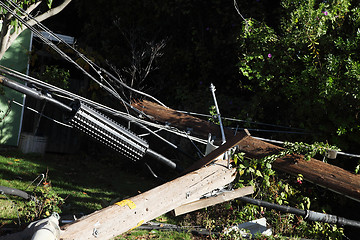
[[132, 100, 360, 201]]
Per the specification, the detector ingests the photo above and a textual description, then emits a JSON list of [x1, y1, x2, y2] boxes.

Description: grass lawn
[[0, 147, 198, 239]]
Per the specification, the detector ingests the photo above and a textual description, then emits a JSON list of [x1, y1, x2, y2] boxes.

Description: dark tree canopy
[[41, 0, 360, 152]]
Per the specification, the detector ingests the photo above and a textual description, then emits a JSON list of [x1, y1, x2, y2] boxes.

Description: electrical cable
[[144, 163, 166, 182], [1, 2, 131, 118], [4, 0, 167, 108], [0, 66, 202, 161], [0, 65, 148, 120], [233, 0, 250, 29], [0, 65, 207, 158], [239, 196, 360, 228], [1, 0, 126, 104], [138, 128, 162, 137], [231, 127, 310, 135], [183, 131, 205, 157], [253, 136, 360, 159], [176, 110, 307, 132]]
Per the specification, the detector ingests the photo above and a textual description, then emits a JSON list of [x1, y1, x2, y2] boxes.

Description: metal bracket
[[210, 83, 226, 145], [92, 228, 99, 238]]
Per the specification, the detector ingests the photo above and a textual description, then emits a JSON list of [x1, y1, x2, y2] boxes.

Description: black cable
[[0, 65, 197, 164], [239, 196, 360, 228], [0, 1, 126, 105], [239, 196, 305, 216], [0, 186, 32, 200], [3, 0, 167, 108]]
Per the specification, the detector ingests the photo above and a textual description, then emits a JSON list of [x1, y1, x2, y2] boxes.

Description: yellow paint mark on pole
[[130, 220, 144, 231], [115, 199, 136, 209]]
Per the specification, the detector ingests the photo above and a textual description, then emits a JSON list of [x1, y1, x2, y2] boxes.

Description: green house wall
[[0, 29, 32, 146]]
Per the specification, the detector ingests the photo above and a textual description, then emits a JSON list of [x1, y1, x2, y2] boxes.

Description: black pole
[[146, 149, 184, 173], [1, 75, 184, 172], [0, 76, 72, 113]]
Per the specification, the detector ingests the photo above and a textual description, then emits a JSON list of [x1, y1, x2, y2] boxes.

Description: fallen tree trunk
[[132, 100, 360, 201]]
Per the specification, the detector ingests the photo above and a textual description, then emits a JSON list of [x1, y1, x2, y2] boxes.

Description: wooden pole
[[131, 100, 360, 201], [60, 159, 236, 239], [59, 134, 250, 240]]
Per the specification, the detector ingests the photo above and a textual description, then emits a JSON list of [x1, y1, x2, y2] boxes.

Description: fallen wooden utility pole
[[59, 134, 252, 240], [132, 100, 360, 201]]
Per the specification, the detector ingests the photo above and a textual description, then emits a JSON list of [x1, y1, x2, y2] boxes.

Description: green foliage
[[271, 141, 340, 161], [178, 140, 347, 238], [0, 151, 158, 227], [231, 148, 345, 239], [22, 179, 64, 222], [355, 161, 360, 174], [207, 141, 344, 238], [38, 65, 70, 90], [0, 1, 52, 32], [47, 0, 53, 9], [237, 0, 360, 147], [115, 229, 193, 240]]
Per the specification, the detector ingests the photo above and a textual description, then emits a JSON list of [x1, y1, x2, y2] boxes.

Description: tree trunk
[[131, 100, 360, 201], [0, 15, 11, 60], [0, 0, 73, 59]]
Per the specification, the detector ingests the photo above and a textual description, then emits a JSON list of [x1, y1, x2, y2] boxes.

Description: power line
[[233, 0, 250, 29], [1, 0, 167, 109], [176, 110, 307, 132], [253, 136, 360, 159], [12, 100, 73, 128], [9, 0, 167, 108], [0, 66, 206, 157], [231, 127, 309, 135]]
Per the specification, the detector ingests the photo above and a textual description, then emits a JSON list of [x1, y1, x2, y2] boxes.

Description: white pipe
[[30, 213, 60, 240]]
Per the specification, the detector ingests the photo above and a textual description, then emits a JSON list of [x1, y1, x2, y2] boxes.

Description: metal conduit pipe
[[239, 196, 360, 228]]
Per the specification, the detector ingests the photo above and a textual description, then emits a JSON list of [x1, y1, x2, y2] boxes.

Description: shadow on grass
[[0, 150, 160, 218]]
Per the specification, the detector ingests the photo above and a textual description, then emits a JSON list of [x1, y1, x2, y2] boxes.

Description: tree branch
[[26, 0, 72, 26], [25, 1, 42, 16], [0, 0, 72, 59], [0, 13, 13, 59]]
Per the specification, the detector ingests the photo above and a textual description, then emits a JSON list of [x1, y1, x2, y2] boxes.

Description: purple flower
[[323, 11, 328, 16], [267, 53, 272, 58]]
